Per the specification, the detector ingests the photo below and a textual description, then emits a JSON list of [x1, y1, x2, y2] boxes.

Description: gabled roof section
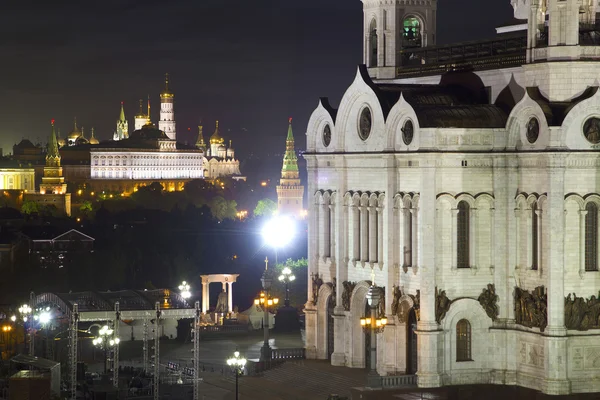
[[53, 229, 95, 242], [527, 86, 599, 127]]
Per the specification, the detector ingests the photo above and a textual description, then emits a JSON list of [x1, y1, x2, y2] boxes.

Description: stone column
[[416, 159, 442, 388], [332, 188, 348, 367], [352, 204, 360, 263], [227, 281, 233, 313], [579, 209, 587, 278], [411, 208, 418, 267], [545, 155, 568, 395], [377, 206, 384, 267], [201, 278, 209, 313], [360, 206, 369, 263], [369, 207, 377, 264]]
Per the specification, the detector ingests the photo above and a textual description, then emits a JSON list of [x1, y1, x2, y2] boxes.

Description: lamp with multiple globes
[[93, 325, 120, 374], [359, 314, 388, 333], [226, 349, 246, 400], [178, 281, 191, 299], [254, 290, 279, 361], [278, 267, 296, 307]]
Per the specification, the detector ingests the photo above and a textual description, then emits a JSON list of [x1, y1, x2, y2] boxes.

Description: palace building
[[305, 0, 600, 395]]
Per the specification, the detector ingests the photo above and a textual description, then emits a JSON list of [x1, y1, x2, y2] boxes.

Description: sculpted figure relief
[[379, 287, 386, 317], [342, 281, 356, 311], [391, 286, 402, 317], [478, 284, 499, 321], [326, 279, 336, 307], [514, 286, 547, 332], [312, 274, 324, 304], [409, 290, 421, 321], [435, 288, 451, 323], [565, 292, 600, 330], [215, 290, 228, 314]]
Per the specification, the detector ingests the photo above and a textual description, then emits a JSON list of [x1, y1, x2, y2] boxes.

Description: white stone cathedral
[[304, 0, 600, 395]]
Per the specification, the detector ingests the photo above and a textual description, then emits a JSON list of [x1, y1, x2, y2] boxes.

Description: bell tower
[[362, 0, 437, 80]]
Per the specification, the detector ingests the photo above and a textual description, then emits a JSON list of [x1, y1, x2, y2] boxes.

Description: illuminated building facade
[[196, 122, 242, 179], [305, 0, 600, 395], [159, 74, 177, 141]]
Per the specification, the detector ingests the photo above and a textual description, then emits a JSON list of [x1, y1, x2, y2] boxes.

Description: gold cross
[[264, 257, 269, 271]]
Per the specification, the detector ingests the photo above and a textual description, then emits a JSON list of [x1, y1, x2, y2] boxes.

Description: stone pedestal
[[416, 327, 443, 388], [304, 305, 318, 359], [331, 307, 347, 366]]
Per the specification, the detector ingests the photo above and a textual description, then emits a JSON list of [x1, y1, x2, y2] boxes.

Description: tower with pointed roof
[[113, 102, 129, 141], [24, 120, 71, 215], [159, 73, 177, 140], [276, 118, 304, 216], [195, 125, 206, 151]]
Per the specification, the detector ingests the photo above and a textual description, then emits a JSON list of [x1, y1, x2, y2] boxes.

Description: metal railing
[[396, 35, 527, 78], [380, 374, 417, 388], [271, 348, 306, 360]]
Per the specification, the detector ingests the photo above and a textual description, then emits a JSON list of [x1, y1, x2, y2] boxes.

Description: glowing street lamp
[[93, 325, 120, 374], [178, 281, 191, 299], [278, 266, 296, 307], [254, 286, 279, 361], [226, 349, 246, 400], [360, 285, 387, 387]]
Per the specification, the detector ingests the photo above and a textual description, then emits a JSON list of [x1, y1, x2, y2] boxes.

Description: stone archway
[[199, 274, 240, 313], [395, 295, 416, 374], [316, 283, 334, 360], [348, 281, 371, 368]]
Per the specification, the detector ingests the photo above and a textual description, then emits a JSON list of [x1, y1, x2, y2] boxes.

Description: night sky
[[0, 0, 513, 157]]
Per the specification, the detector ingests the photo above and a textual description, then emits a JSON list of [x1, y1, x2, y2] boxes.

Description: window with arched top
[[369, 19, 378, 68], [403, 17, 422, 48], [457, 201, 470, 268], [586, 202, 598, 271], [456, 319, 472, 362], [532, 203, 539, 271]]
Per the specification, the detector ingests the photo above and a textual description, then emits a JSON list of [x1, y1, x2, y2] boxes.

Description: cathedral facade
[[195, 122, 242, 180], [305, 0, 600, 395]]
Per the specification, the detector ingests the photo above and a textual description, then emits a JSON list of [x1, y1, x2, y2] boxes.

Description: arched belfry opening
[[402, 16, 422, 48], [369, 19, 378, 67]]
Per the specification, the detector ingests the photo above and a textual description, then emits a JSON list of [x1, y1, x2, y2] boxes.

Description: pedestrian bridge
[[32, 289, 192, 320]]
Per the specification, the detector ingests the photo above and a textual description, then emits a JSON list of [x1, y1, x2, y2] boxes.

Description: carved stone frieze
[[565, 291, 600, 331], [435, 287, 451, 324], [478, 284, 499, 321], [379, 286, 386, 317], [391, 286, 402, 317], [341, 281, 356, 311], [514, 286, 547, 332], [325, 279, 336, 307]]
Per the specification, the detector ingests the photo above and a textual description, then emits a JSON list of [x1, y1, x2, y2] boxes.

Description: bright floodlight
[[262, 215, 296, 249], [39, 311, 51, 325], [10, 315, 16, 322], [179, 281, 191, 299]]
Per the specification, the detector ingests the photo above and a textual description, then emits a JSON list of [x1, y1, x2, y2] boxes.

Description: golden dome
[[160, 73, 174, 99], [89, 127, 99, 145], [68, 118, 81, 140], [209, 120, 224, 144]]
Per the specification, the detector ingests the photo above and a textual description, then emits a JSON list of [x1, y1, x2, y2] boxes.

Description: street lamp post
[[18, 304, 32, 355], [278, 266, 296, 307], [226, 349, 246, 400], [93, 325, 120, 374], [256, 261, 279, 361], [360, 285, 387, 388]]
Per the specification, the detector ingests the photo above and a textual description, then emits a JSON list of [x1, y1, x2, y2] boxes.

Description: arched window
[[369, 19, 378, 68], [586, 202, 598, 271], [403, 208, 412, 267], [403, 17, 422, 48], [456, 319, 472, 362], [532, 203, 538, 271], [457, 201, 470, 268]]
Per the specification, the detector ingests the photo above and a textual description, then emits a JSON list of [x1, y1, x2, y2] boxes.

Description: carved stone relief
[[514, 286, 547, 332], [565, 292, 600, 330], [435, 287, 451, 324], [312, 274, 323, 305], [409, 290, 421, 321], [341, 281, 356, 311], [572, 346, 600, 370], [379, 286, 386, 317], [478, 284, 499, 321], [391, 286, 402, 317], [519, 341, 545, 369], [325, 278, 336, 307]]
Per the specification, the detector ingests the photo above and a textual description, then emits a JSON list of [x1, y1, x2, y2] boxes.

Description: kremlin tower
[[113, 102, 129, 141], [134, 99, 149, 130], [159, 73, 176, 140], [276, 118, 304, 216]]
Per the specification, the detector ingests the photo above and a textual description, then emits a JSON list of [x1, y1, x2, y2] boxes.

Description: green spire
[[119, 101, 126, 122], [47, 119, 61, 166], [282, 117, 298, 173]]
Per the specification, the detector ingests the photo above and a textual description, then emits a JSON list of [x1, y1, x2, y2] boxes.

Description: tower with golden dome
[[134, 99, 149, 130], [113, 102, 129, 141], [195, 121, 242, 179], [159, 73, 176, 140], [276, 118, 304, 216]]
